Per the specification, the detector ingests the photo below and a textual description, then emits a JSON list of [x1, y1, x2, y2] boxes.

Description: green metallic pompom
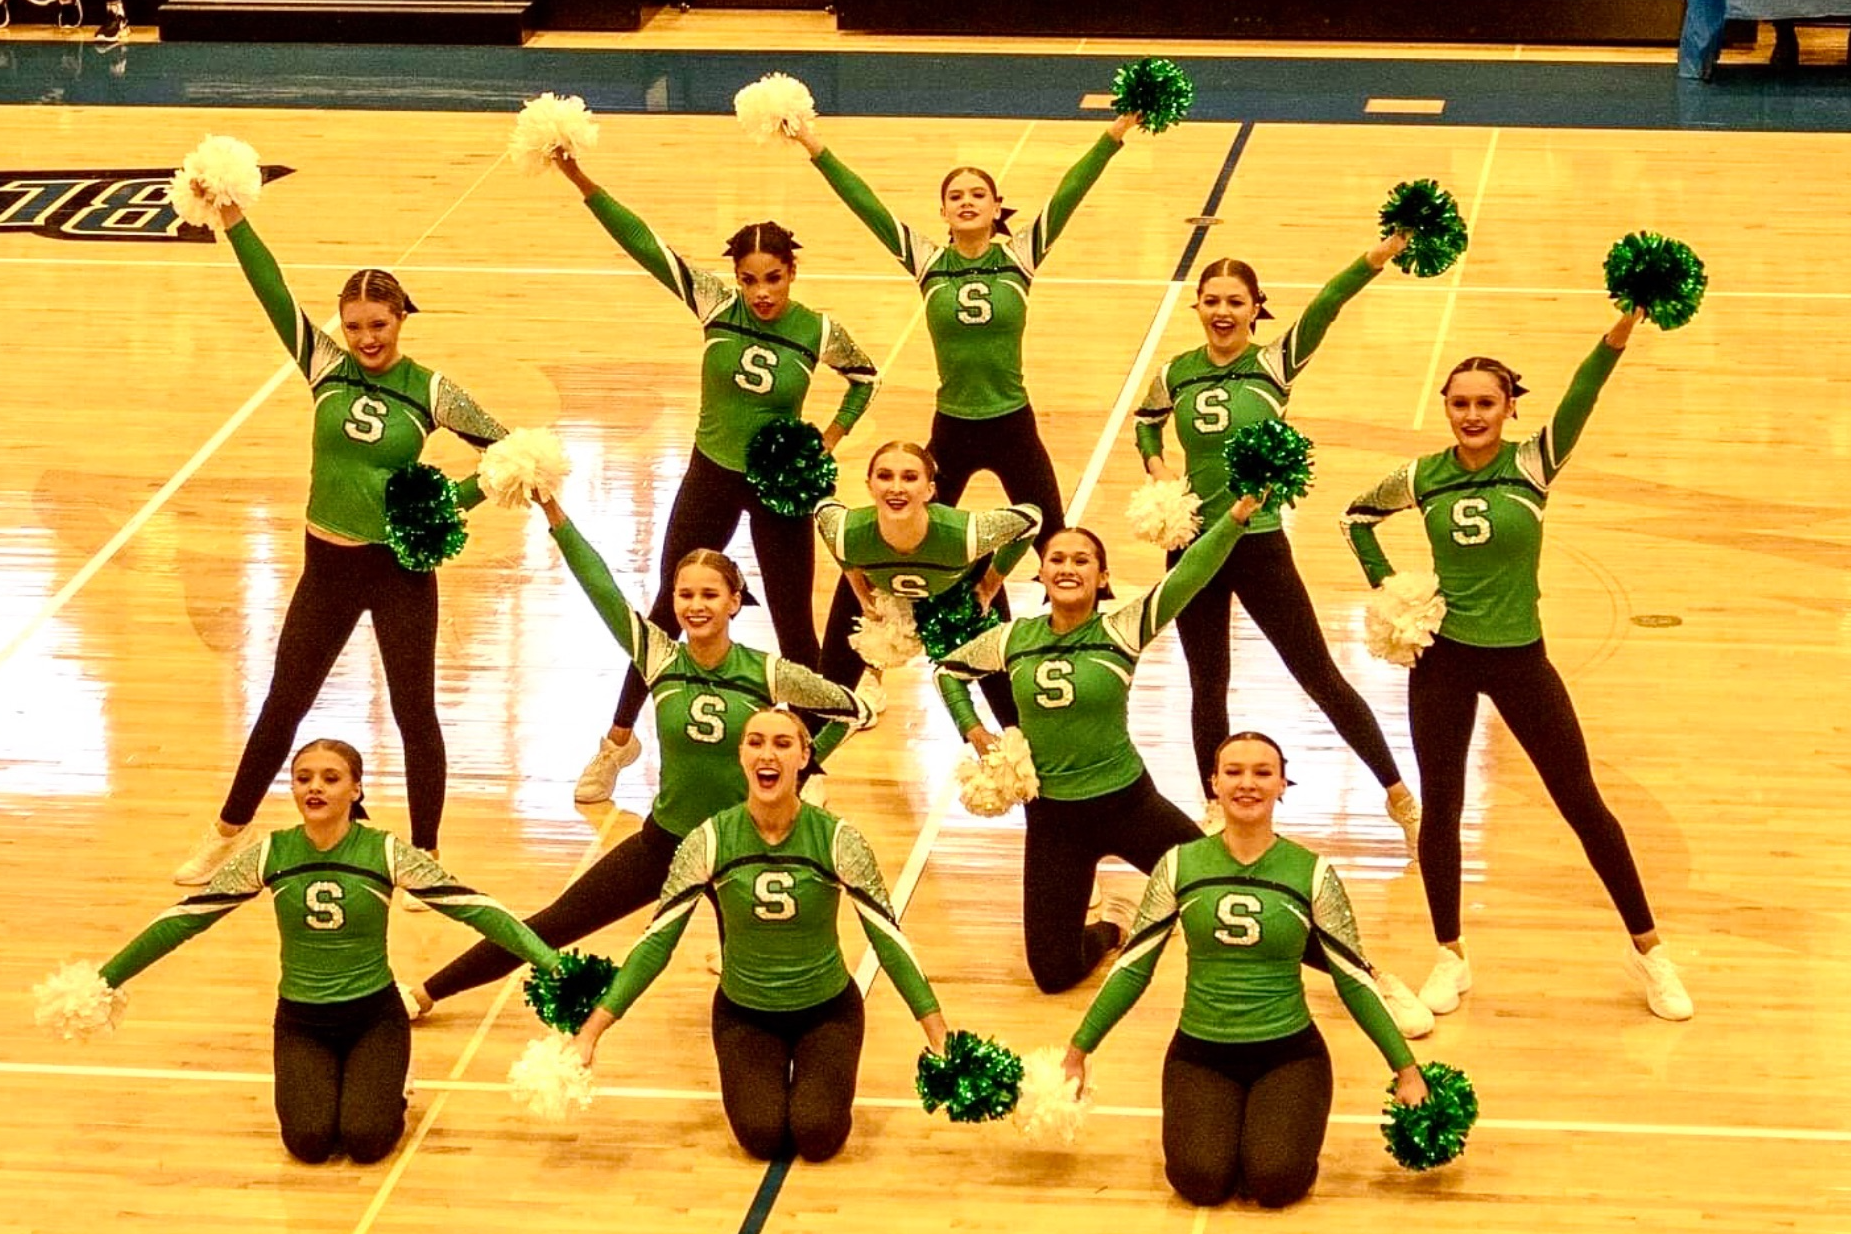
[[1221, 419, 1314, 512], [745, 419, 839, 519], [383, 463, 468, 572], [917, 1030, 1025, 1124], [1383, 1061, 1480, 1171], [1379, 179, 1470, 278], [913, 577, 1002, 663], [1110, 58, 1195, 134], [1604, 231, 1707, 330], [523, 949, 620, 1034]]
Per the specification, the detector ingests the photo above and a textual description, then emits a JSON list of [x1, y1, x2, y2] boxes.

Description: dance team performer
[[546, 151, 881, 805], [787, 112, 1142, 562], [815, 439, 1040, 726], [574, 708, 947, 1163], [175, 199, 509, 885], [402, 497, 872, 1017], [1134, 238, 1420, 839], [101, 740, 561, 1163], [1340, 308, 1692, 1021], [933, 497, 1262, 994], [1061, 732, 1428, 1208]]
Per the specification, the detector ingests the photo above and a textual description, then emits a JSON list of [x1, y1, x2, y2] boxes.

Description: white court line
[[1065, 281, 1184, 521], [7, 1062, 1846, 1144], [0, 255, 1827, 300], [1409, 128, 1499, 431], [0, 155, 510, 674]]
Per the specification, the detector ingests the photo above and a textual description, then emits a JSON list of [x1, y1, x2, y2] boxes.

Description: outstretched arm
[[1272, 233, 1407, 382], [542, 500, 680, 678], [1523, 309, 1641, 486], [1103, 495, 1259, 651], [221, 211, 344, 382], [1021, 116, 1133, 266], [1309, 857, 1417, 1073], [793, 121, 926, 271], [390, 839, 561, 973], [554, 154, 732, 319], [99, 842, 266, 988]]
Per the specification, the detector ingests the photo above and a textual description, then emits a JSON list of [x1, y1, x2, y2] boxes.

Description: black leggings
[[1023, 771, 1201, 994], [1169, 531, 1401, 796], [1161, 1026, 1332, 1208], [222, 534, 444, 850], [817, 574, 1021, 729], [1409, 635, 1656, 942], [711, 984, 865, 1163], [273, 985, 411, 1165], [422, 815, 681, 1002], [928, 406, 1064, 556], [614, 448, 820, 729]]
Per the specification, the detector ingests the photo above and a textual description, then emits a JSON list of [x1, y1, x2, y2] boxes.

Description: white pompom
[[508, 93, 601, 177], [734, 73, 817, 145], [1014, 1046, 1093, 1146], [954, 727, 1040, 817], [848, 591, 923, 669], [507, 1033, 596, 1121], [478, 428, 572, 509], [168, 135, 263, 229], [1126, 478, 1202, 550], [33, 960, 128, 1042], [1363, 570, 1447, 667]]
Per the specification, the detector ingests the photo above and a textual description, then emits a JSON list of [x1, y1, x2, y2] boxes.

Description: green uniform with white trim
[[596, 803, 939, 1017], [934, 513, 1248, 800], [553, 520, 873, 836], [1340, 337, 1624, 647], [810, 136, 1121, 419], [1072, 834, 1412, 1069], [582, 192, 878, 471], [99, 824, 559, 1004], [814, 499, 1041, 601], [1135, 257, 1381, 535], [225, 220, 506, 543]]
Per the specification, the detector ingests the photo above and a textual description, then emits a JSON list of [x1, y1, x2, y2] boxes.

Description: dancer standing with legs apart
[[174, 199, 509, 885], [1340, 308, 1693, 1021], [1135, 238, 1419, 841], [401, 497, 872, 1018], [1062, 733, 1428, 1208], [548, 152, 880, 805], [574, 709, 948, 1162], [815, 440, 1040, 728], [933, 498, 1263, 994], [56, 740, 562, 1164], [786, 112, 1143, 560]]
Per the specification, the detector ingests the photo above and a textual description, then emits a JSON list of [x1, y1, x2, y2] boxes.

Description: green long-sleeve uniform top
[[934, 513, 1247, 800], [582, 191, 879, 472], [554, 521, 874, 836], [226, 220, 507, 543], [1073, 833, 1413, 1070], [1135, 257, 1381, 536], [811, 135, 1121, 420], [814, 499, 1041, 601], [1339, 337, 1625, 647], [99, 824, 560, 1004], [596, 803, 939, 1018]]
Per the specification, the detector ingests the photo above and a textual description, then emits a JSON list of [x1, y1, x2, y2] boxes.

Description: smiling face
[[940, 170, 1003, 239], [867, 447, 936, 516], [340, 298, 404, 372], [673, 562, 742, 642], [1211, 737, 1287, 829], [1442, 370, 1515, 457], [738, 710, 810, 806], [291, 747, 362, 828], [1195, 274, 1264, 354], [1039, 529, 1107, 610], [735, 252, 794, 321]]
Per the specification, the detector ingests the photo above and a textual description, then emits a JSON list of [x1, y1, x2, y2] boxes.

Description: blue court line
[[728, 119, 1257, 1234], [0, 42, 1848, 133]]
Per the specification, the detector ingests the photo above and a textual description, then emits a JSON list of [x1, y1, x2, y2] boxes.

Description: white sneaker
[[172, 822, 254, 885], [398, 982, 427, 1021], [1387, 790, 1421, 856], [1418, 945, 1472, 1015], [1626, 944, 1693, 1021], [1375, 970, 1436, 1039], [574, 734, 642, 804], [799, 774, 829, 808]]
